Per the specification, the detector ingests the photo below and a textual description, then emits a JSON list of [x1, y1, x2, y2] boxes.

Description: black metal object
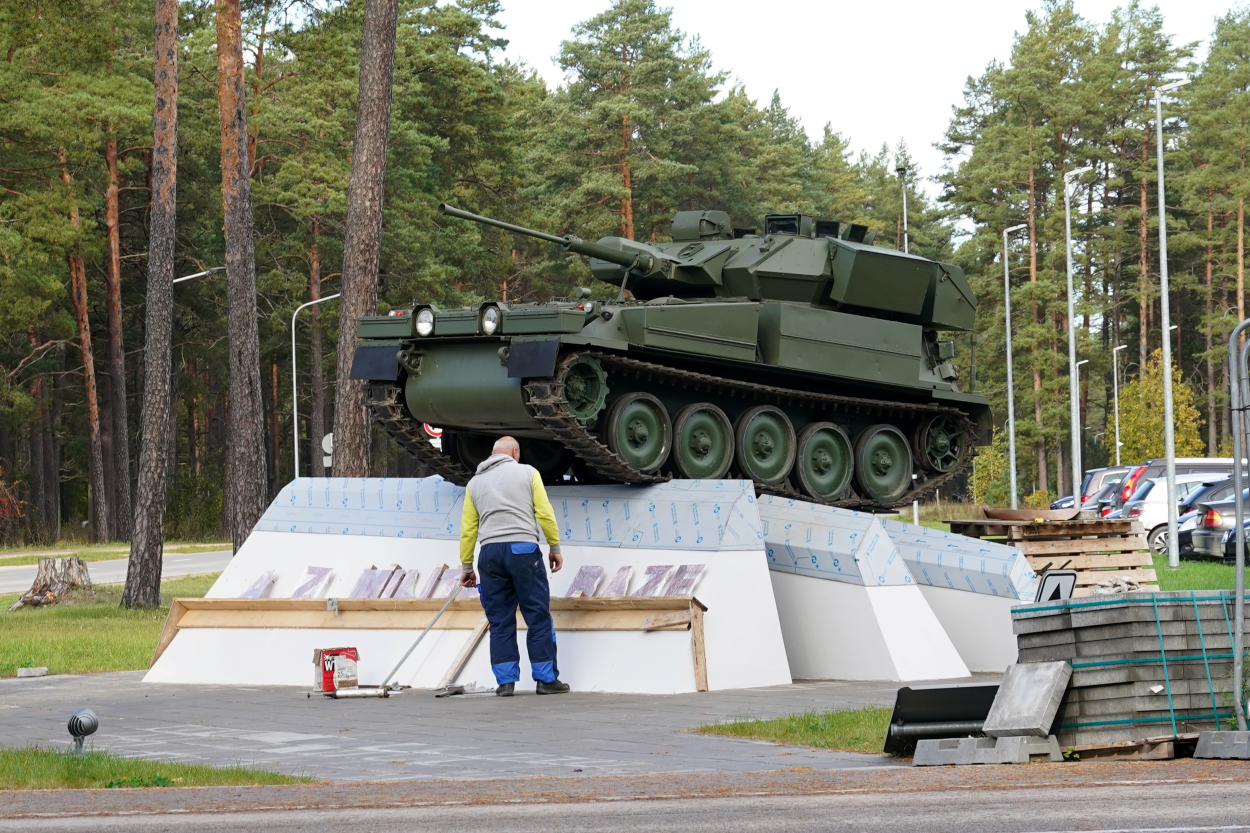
[[506, 339, 560, 379], [881, 681, 999, 756], [350, 344, 400, 381]]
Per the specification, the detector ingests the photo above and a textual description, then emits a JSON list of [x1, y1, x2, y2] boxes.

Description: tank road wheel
[[734, 405, 796, 487], [520, 438, 575, 484], [914, 414, 967, 473], [853, 424, 913, 504], [605, 392, 672, 473], [795, 422, 854, 501], [561, 355, 609, 427], [445, 431, 496, 472], [672, 403, 734, 480]]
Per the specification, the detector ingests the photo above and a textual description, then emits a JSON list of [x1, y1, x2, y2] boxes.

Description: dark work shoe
[[536, 679, 570, 695], [495, 683, 515, 697]]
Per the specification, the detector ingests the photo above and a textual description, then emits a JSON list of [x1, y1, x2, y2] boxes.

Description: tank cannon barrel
[[438, 204, 655, 272]]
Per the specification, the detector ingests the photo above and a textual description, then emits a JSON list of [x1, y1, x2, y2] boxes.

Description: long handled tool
[[330, 584, 463, 699]]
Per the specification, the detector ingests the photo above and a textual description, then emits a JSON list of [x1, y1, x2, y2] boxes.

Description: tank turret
[[438, 204, 977, 331]]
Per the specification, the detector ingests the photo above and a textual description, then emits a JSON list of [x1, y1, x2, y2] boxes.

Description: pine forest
[[1, 0, 1248, 548]]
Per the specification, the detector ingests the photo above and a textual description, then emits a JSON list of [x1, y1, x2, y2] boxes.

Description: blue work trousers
[[477, 541, 558, 685]]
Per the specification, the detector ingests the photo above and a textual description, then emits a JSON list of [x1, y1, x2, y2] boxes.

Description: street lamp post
[[1003, 223, 1028, 509], [897, 165, 909, 255], [1113, 344, 1128, 466], [291, 294, 341, 475], [172, 266, 225, 284], [1064, 165, 1093, 509], [1156, 78, 1189, 570]]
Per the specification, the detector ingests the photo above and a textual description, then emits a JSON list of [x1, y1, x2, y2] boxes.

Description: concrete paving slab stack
[[1012, 591, 1245, 747]]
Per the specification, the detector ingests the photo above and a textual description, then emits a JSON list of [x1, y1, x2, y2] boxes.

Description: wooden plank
[[1010, 520, 1141, 540], [1017, 536, 1149, 556], [151, 598, 187, 666], [640, 610, 693, 631], [172, 604, 697, 632], [173, 596, 698, 613], [1025, 552, 1154, 571], [438, 615, 489, 689], [1073, 583, 1160, 598], [1070, 739, 1174, 761], [691, 604, 708, 692], [1073, 568, 1158, 586]]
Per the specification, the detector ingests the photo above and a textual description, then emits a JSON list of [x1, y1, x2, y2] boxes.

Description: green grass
[[0, 573, 218, 677], [0, 748, 314, 789], [1155, 553, 1236, 592], [695, 706, 892, 754], [0, 544, 229, 568]]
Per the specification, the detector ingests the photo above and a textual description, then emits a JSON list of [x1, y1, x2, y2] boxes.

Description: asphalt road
[[0, 551, 231, 595], [4, 782, 1250, 832]]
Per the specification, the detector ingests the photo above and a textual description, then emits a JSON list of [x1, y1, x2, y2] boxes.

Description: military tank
[[350, 204, 991, 510]]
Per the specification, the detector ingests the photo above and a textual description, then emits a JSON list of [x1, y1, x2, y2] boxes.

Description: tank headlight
[[579, 301, 595, 315], [481, 306, 501, 335], [415, 308, 435, 336]]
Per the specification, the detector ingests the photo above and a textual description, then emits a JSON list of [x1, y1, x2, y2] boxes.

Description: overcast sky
[[490, 0, 1237, 198]]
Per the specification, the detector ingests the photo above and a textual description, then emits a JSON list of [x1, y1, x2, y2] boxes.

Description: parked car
[[1050, 467, 1131, 510], [1089, 482, 1125, 517], [1120, 474, 1230, 553], [1190, 490, 1250, 563], [1112, 458, 1242, 513]]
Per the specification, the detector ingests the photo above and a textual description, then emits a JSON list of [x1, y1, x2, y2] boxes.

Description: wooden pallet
[[948, 518, 1159, 596], [1067, 734, 1194, 761]]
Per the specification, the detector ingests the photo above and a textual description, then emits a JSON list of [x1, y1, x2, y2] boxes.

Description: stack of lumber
[[1013, 591, 1243, 749], [948, 518, 1158, 597]]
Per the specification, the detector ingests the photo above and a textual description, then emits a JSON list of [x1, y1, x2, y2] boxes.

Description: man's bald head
[[493, 436, 520, 461]]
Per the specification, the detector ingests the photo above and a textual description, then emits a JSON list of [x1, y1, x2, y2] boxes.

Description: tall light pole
[[897, 165, 909, 254], [1064, 165, 1093, 509], [1003, 223, 1028, 509], [1156, 78, 1189, 570], [291, 294, 341, 475], [1113, 344, 1127, 465]]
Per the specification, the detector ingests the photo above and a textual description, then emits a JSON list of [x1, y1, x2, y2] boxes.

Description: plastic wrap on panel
[[757, 495, 910, 586], [255, 477, 464, 539], [254, 477, 763, 552], [547, 480, 762, 551], [879, 517, 1037, 601]]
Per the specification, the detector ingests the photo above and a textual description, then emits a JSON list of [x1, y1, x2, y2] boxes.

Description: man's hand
[[548, 547, 563, 573], [460, 569, 477, 588]]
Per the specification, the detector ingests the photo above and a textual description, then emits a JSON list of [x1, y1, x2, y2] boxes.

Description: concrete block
[[15, 667, 47, 678], [1195, 731, 1250, 759], [913, 735, 1063, 766], [983, 661, 1070, 738]]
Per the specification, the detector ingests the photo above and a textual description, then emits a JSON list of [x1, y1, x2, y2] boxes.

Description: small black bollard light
[[67, 708, 98, 754]]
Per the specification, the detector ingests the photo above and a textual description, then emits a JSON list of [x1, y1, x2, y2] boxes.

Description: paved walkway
[[0, 671, 946, 782], [0, 552, 231, 595]]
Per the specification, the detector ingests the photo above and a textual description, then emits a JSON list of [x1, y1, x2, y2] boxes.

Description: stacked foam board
[[1012, 591, 1245, 746]]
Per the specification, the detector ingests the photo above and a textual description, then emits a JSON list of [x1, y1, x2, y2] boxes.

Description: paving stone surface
[[0, 672, 980, 783]]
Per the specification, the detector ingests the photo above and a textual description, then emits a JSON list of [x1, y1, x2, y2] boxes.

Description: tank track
[[370, 351, 974, 511], [368, 383, 474, 483]]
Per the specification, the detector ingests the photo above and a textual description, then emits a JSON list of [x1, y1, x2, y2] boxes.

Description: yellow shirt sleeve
[[459, 490, 479, 567], [531, 471, 561, 548]]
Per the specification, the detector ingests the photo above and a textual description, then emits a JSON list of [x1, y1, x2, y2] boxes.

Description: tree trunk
[[270, 358, 280, 495], [308, 225, 326, 478], [123, 0, 178, 609], [620, 111, 634, 240], [1026, 148, 1047, 494], [332, 0, 398, 479], [50, 346, 65, 531], [104, 138, 132, 540], [62, 162, 110, 543], [218, 0, 268, 551], [8, 556, 93, 611]]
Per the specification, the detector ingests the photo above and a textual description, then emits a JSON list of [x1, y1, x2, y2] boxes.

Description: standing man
[[460, 436, 569, 697]]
